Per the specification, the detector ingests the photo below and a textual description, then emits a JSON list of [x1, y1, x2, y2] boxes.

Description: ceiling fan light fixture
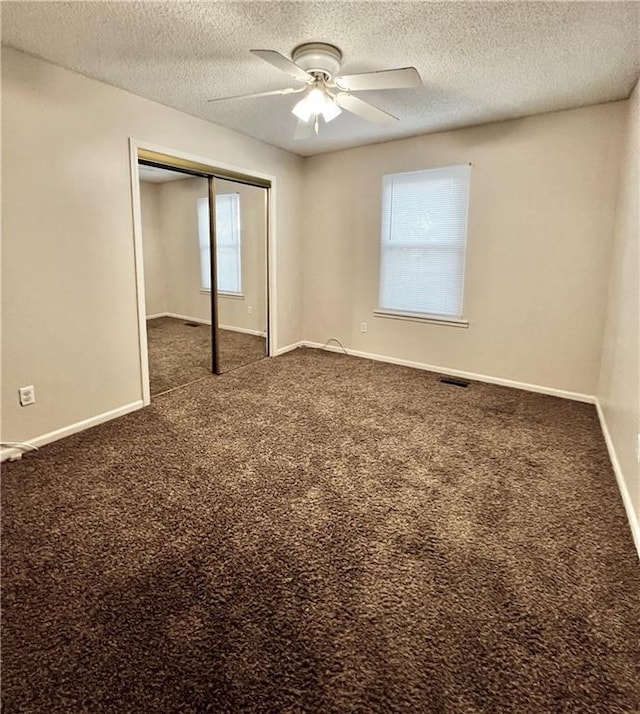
[[292, 98, 312, 122], [306, 86, 329, 114], [292, 86, 341, 124], [322, 99, 341, 123], [225, 42, 420, 139]]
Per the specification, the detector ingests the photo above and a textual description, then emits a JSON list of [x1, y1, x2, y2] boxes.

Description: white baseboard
[[595, 401, 640, 559], [1, 401, 144, 463], [303, 342, 595, 403], [274, 341, 304, 356], [0, 446, 26, 462], [218, 324, 264, 337]]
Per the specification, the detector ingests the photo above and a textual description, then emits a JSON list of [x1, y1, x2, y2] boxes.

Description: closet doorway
[[131, 144, 273, 401]]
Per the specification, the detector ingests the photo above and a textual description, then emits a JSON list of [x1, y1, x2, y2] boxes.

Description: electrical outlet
[[19, 385, 36, 407], [360, 322, 368, 333], [248, 306, 253, 315]]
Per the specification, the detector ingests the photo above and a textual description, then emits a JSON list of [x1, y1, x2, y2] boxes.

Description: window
[[197, 193, 242, 294], [377, 164, 471, 323]]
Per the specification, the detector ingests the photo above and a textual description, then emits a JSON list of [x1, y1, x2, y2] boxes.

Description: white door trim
[[128, 138, 277, 405]]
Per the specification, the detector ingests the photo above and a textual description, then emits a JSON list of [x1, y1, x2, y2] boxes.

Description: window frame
[[376, 164, 471, 328], [197, 193, 243, 296]]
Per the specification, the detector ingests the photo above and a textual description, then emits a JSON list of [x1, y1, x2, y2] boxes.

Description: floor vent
[[439, 376, 470, 388], [184, 322, 200, 328]]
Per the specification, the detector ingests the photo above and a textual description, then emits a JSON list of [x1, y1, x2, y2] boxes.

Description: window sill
[[373, 309, 469, 328], [200, 290, 245, 300]]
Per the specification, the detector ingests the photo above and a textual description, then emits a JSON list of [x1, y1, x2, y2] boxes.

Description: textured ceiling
[[2, 1, 639, 156]]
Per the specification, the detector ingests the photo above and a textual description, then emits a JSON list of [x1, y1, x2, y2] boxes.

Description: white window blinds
[[197, 193, 242, 294], [378, 164, 471, 319]]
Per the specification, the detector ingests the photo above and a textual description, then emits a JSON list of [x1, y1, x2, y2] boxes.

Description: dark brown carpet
[[217, 327, 266, 376], [146, 317, 266, 394], [2, 349, 639, 713]]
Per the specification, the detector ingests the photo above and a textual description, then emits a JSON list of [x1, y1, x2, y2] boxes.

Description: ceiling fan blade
[[294, 118, 316, 141], [250, 49, 314, 83], [336, 93, 398, 125], [207, 86, 305, 103], [335, 67, 422, 92]]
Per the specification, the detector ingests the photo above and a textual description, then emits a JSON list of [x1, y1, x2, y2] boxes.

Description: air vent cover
[[439, 376, 470, 388]]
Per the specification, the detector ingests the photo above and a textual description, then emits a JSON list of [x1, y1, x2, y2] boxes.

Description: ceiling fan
[[207, 43, 422, 139]]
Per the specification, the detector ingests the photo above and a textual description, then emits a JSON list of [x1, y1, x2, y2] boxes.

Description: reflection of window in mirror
[[197, 194, 242, 296]]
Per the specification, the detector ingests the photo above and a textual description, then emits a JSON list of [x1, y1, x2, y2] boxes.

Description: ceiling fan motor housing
[[292, 42, 342, 79]]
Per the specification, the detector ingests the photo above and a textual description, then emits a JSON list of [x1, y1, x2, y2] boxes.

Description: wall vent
[[439, 376, 470, 388]]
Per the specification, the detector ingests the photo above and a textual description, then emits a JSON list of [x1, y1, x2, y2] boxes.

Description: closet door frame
[[129, 139, 275, 403]]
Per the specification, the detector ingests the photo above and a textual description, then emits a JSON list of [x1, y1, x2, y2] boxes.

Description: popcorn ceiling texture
[[1, 1, 638, 156], [2, 349, 639, 713]]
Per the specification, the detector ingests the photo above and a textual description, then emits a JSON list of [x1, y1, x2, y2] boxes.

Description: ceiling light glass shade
[[292, 87, 342, 123], [322, 100, 341, 122], [292, 96, 313, 122], [305, 87, 329, 114]]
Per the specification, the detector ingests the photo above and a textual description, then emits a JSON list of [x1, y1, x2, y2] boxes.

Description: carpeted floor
[[2, 349, 639, 713], [217, 327, 266, 376], [146, 317, 266, 394]]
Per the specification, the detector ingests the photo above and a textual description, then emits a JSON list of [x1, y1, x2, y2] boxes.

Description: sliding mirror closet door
[[139, 165, 213, 395], [211, 178, 268, 373]]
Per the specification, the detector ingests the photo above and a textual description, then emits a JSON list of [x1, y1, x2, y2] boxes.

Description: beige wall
[[152, 176, 211, 323], [302, 102, 625, 396], [599, 80, 640, 526], [139, 181, 167, 316], [1, 47, 303, 444]]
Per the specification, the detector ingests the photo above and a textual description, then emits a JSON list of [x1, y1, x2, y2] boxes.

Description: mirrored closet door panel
[[139, 165, 213, 395], [212, 178, 268, 373]]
